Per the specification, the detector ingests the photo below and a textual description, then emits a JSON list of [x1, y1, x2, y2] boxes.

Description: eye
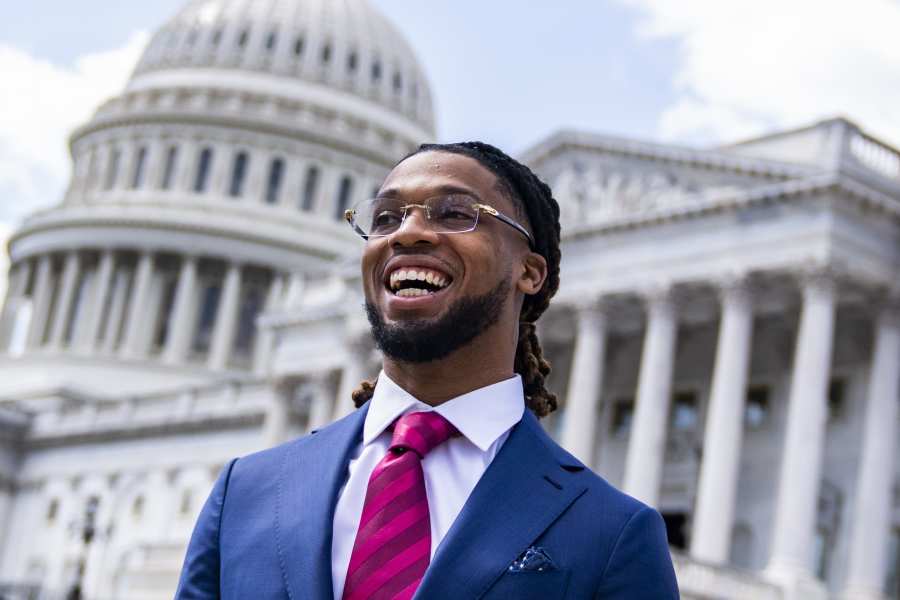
[[372, 210, 402, 229], [435, 201, 476, 222]]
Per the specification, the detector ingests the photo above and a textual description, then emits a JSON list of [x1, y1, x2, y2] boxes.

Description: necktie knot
[[389, 411, 459, 459]]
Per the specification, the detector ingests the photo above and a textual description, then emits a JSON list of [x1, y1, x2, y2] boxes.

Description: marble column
[[163, 256, 199, 365], [840, 306, 900, 600], [47, 252, 81, 349], [253, 272, 285, 375], [121, 251, 155, 359], [100, 269, 129, 354], [263, 381, 293, 448], [26, 255, 55, 348], [306, 374, 334, 433], [766, 273, 836, 595], [561, 301, 609, 466], [0, 261, 32, 348], [623, 288, 678, 506], [334, 341, 372, 421], [80, 249, 115, 352], [208, 262, 242, 370], [691, 279, 755, 564]]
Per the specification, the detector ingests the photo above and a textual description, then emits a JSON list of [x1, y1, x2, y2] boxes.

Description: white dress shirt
[[330, 370, 525, 599]]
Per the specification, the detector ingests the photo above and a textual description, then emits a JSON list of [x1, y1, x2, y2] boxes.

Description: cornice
[[521, 129, 815, 180], [562, 172, 900, 240]]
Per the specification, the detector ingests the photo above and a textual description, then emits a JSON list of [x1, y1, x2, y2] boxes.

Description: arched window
[[265, 31, 277, 52], [265, 158, 284, 204], [193, 147, 213, 193], [192, 281, 221, 353], [321, 43, 332, 64], [347, 51, 358, 73], [371, 60, 382, 82], [293, 36, 304, 56], [104, 149, 121, 190], [300, 165, 319, 211], [393, 71, 402, 93], [229, 151, 248, 197], [161, 145, 178, 190], [211, 29, 223, 46], [237, 29, 249, 48], [334, 175, 353, 220], [131, 146, 147, 189]]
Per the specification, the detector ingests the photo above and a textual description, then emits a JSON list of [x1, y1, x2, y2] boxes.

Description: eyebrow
[[376, 183, 483, 201]]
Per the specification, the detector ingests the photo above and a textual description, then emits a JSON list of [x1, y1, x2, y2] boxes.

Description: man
[[176, 142, 679, 599]]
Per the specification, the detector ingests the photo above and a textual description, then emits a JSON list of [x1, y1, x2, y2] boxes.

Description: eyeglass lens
[[357, 195, 479, 236]]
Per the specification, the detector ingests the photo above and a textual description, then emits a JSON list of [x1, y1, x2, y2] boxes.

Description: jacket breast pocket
[[482, 570, 571, 599]]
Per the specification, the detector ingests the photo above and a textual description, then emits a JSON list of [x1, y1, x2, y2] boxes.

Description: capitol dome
[[1, 0, 435, 395]]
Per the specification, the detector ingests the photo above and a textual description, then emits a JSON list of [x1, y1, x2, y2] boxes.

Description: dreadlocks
[[351, 141, 562, 417]]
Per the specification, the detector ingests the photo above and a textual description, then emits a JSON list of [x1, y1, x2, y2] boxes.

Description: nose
[[388, 205, 439, 247]]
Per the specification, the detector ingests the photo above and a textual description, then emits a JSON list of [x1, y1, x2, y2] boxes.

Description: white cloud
[[621, 0, 900, 146], [0, 32, 146, 299], [0, 31, 148, 223]]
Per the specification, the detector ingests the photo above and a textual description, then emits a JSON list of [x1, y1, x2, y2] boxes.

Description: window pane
[[334, 175, 353, 220], [161, 146, 178, 190], [132, 146, 147, 189], [105, 149, 121, 190], [193, 147, 213, 193], [265, 158, 284, 204], [192, 283, 221, 353], [229, 152, 248, 197], [301, 166, 319, 211]]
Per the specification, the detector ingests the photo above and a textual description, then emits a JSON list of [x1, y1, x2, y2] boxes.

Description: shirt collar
[[363, 369, 525, 452]]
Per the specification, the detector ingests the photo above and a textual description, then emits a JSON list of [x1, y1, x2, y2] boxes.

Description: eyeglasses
[[344, 194, 534, 249]]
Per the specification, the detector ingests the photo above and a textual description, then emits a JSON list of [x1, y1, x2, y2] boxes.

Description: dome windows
[[392, 71, 402, 93], [187, 29, 199, 47], [105, 149, 121, 190], [193, 147, 214, 193], [131, 146, 148, 189], [265, 31, 277, 52], [237, 29, 249, 48], [161, 146, 178, 190], [265, 158, 285, 204], [211, 28, 223, 46], [334, 175, 354, 220], [321, 43, 332, 65], [347, 51, 358, 73], [301, 165, 319, 211], [371, 60, 382, 82], [293, 36, 304, 57], [229, 151, 249, 197]]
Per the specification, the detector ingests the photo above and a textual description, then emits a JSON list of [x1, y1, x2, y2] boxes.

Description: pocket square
[[508, 546, 557, 572]]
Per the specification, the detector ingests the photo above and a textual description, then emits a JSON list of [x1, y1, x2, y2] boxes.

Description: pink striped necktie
[[342, 411, 459, 600]]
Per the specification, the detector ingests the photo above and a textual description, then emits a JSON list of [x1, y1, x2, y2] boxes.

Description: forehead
[[380, 151, 515, 213]]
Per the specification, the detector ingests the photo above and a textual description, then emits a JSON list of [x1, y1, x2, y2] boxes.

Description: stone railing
[[849, 132, 900, 182], [28, 378, 271, 441], [672, 552, 783, 600]]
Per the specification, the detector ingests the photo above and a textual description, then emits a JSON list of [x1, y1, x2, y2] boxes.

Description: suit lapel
[[414, 410, 588, 599], [275, 402, 369, 600]]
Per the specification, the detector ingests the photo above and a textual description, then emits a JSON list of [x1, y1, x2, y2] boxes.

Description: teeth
[[388, 268, 452, 291], [396, 287, 430, 297]]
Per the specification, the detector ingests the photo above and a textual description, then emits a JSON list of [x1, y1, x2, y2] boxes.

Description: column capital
[[714, 273, 756, 308]]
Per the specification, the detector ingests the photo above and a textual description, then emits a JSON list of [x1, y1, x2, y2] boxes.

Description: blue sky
[[2, 0, 900, 295]]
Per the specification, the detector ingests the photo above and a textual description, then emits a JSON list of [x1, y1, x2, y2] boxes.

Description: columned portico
[[334, 338, 373, 421], [561, 300, 609, 466], [840, 305, 900, 600], [163, 256, 199, 365], [691, 278, 755, 564], [100, 268, 130, 354], [208, 262, 242, 370], [623, 287, 678, 506], [766, 272, 837, 596]]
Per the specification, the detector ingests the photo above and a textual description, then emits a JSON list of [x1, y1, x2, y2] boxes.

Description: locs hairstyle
[[352, 141, 562, 418]]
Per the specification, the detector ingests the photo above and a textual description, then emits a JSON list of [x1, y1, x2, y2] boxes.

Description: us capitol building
[[0, 1, 898, 599]]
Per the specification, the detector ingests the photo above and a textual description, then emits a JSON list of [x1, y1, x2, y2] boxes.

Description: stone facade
[[0, 1, 898, 599]]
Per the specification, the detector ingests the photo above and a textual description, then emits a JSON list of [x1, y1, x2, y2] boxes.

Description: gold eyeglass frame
[[344, 197, 535, 249]]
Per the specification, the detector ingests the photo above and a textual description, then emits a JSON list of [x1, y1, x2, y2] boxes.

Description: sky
[[2, 0, 900, 299]]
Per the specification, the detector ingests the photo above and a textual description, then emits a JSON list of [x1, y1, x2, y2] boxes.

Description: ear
[[517, 251, 548, 296]]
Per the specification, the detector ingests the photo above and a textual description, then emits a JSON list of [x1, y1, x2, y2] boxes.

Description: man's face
[[360, 151, 535, 362]]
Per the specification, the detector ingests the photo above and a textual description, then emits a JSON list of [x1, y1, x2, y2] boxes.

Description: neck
[[381, 326, 518, 406]]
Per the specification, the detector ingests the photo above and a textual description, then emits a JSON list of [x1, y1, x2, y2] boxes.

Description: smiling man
[[175, 142, 679, 600]]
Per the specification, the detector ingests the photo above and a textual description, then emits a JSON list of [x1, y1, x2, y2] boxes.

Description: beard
[[365, 277, 510, 363]]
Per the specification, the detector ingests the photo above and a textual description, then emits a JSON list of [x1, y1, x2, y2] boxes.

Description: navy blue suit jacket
[[175, 402, 679, 599]]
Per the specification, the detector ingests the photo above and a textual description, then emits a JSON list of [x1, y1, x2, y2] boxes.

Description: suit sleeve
[[594, 506, 680, 599], [174, 458, 238, 600]]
